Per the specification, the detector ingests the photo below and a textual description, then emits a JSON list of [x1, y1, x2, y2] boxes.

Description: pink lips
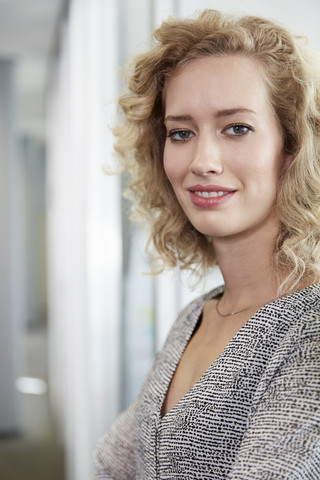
[[188, 184, 236, 208]]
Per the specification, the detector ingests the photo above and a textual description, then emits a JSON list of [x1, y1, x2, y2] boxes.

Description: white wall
[[0, 60, 19, 433], [176, 0, 320, 49]]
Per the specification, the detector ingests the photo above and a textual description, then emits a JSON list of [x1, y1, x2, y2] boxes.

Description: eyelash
[[167, 130, 194, 143], [167, 123, 253, 143], [224, 123, 252, 136]]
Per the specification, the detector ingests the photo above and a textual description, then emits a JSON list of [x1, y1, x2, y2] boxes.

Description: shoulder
[[153, 284, 224, 363], [165, 284, 224, 338], [270, 283, 320, 366], [182, 283, 225, 316], [273, 283, 320, 328], [289, 283, 320, 329]]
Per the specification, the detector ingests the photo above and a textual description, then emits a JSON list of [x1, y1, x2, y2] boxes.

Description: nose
[[190, 135, 223, 176]]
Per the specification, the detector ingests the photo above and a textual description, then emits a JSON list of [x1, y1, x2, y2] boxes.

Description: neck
[[212, 226, 283, 313]]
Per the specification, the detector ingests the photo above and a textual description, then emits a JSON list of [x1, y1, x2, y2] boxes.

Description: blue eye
[[168, 130, 195, 142], [225, 124, 251, 136]]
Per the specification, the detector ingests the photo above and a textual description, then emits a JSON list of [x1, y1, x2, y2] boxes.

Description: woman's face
[[163, 55, 290, 242]]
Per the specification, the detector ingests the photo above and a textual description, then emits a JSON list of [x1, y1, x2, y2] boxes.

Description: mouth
[[187, 185, 236, 207], [193, 190, 231, 198]]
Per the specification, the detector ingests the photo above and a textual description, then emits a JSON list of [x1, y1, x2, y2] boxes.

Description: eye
[[167, 129, 195, 143], [224, 124, 252, 136]]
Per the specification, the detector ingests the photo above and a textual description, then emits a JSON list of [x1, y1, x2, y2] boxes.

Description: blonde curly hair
[[113, 9, 320, 285]]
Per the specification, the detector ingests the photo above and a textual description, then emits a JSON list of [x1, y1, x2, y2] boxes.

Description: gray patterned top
[[92, 283, 320, 479]]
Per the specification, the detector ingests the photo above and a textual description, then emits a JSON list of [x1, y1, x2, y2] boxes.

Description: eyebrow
[[216, 108, 256, 117], [164, 114, 193, 123], [164, 108, 256, 123]]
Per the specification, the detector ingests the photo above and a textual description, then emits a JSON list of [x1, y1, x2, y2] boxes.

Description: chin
[[191, 224, 230, 238]]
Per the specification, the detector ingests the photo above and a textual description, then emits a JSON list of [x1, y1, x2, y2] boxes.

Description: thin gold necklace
[[215, 275, 313, 318], [215, 295, 282, 317]]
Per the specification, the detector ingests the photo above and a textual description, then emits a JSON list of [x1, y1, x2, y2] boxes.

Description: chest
[[161, 304, 251, 417], [137, 328, 266, 480], [133, 291, 307, 479]]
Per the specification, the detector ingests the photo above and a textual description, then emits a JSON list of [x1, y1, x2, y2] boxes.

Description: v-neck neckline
[[159, 282, 320, 421]]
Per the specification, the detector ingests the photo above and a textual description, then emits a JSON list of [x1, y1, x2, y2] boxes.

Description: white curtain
[[46, 1, 122, 478]]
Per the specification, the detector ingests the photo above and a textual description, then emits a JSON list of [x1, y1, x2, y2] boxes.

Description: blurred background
[[0, 0, 319, 479]]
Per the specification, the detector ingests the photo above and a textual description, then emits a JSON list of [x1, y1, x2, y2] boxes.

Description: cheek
[[162, 148, 170, 178], [163, 147, 180, 185], [237, 142, 284, 179]]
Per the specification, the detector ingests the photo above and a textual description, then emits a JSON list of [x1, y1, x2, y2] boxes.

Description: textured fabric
[[92, 283, 320, 480]]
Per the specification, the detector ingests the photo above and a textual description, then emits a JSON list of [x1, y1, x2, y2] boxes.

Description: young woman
[[92, 9, 320, 479]]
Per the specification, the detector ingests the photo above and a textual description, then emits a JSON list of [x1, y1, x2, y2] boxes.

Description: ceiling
[[0, 0, 65, 138], [0, 0, 64, 57]]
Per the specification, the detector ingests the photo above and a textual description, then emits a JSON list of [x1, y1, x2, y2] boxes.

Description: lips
[[188, 184, 235, 193], [188, 184, 236, 207]]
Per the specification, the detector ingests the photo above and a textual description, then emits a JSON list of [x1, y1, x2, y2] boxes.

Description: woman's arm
[[227, 317, 320, 480], [91, 398, 139, 480]]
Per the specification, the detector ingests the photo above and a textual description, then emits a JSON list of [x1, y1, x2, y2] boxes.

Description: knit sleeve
[[91, 398, 138, 480], [227, 315, 320, 480]]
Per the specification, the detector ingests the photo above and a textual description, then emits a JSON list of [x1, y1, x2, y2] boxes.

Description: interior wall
[[176, 0, 320, 49], [0, 60, 19, 433]]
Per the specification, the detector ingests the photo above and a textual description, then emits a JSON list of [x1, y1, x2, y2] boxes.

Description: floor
[[0, 326, 65, 480], [0, 436, 65, 480]]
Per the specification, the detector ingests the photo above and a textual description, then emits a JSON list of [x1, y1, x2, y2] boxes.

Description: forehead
[[164, 55, 270, 114]]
